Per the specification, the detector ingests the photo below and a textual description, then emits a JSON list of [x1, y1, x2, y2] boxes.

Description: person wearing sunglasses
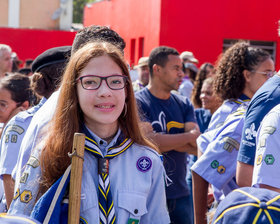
[[9, 42, 170, 224]]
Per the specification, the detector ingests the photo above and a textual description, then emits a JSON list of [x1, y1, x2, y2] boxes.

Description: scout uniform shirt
[[9, 127, 170, 224], [252, 104, 280, 189]]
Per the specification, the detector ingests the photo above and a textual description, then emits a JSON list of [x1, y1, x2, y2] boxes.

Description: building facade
[[84, 0, 280, 69]]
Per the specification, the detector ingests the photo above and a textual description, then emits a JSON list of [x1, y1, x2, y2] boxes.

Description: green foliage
[[73, 0, 95, 23]]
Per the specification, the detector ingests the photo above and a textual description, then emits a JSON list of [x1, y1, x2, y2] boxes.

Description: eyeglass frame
[[76, 74, 128, 90], [252, 70, 276, 78]]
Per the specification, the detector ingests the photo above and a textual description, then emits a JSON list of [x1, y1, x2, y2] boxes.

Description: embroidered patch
[[5, 134, 9, 143], [20, 190, 32, 203], [13, 188, 20, 200], [264, 154, 275, 165], [137, 156, 152, 172], [223, 137, 240, 153], [211, 160, 219, 169], [20, 172, 29, 184], [80, 216, 88, 224], [5, 125, 24, 135], [127, 218, 139, 224], [27, 156, 40, 168], [262, 126, 276, 135], [11, 134, 17, 143], [217, 165, 226, 174], [256, 154, 263, 165]]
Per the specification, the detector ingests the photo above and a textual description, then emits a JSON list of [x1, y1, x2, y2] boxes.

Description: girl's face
[[77, 55, 126, 133], [0, 88, 18, 123], [200, 82, 221, 113], [246, 58, 275, 98]]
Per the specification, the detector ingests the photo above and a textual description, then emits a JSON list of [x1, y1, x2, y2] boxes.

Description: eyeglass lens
[[81, 75, 126, 90]]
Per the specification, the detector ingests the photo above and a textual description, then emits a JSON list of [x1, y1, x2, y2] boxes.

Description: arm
[[192, 171, 208, 224], [146, 122, 200, 153], [3, 174, 15, 209], [236, 161, 253, 187], [259, 184, 280, 193]]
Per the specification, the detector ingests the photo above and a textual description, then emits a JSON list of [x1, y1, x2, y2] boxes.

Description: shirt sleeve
[[192, 117, 244, 190], [0, 121, 27, 177], [252, 106, 280, 189]]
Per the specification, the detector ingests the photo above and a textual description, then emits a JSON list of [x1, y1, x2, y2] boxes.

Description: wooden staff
[[68, 133, 86, 224]]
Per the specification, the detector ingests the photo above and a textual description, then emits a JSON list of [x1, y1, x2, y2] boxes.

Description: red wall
[[0, 27, 76, 64], [84, 0, 162, 67], [84, 0, 280, 70], [160, 0, 280, 68]]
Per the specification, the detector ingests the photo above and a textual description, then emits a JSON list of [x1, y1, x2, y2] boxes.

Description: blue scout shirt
[[238, 74, 280, 165], [9, 127, 170, 223], [192, 104, 248, 200], [0, 98, 46, 179], [252, 104, 280, 189], [197, 95, 250, 154], [135, 88, 196, 200]]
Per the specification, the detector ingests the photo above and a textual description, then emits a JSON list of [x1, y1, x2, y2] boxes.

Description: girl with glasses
[[9, 42, 170, 223]]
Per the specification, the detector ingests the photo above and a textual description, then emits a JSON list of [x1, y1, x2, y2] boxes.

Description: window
[[223, 39, 276, 61]]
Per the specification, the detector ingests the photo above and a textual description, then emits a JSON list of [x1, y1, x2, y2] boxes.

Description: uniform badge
[[27, 156, 40, 168], [211, 160, 219, 169], [217, 165, 226, 174], [20, 190, 32, 203], [137, 156, 152, 172], [256, 154, 263, 165], [5, 125, 24, 134], [20, 172, 29, 184], [223, 137, 239, 153], [264, 154, 275, 165], [11, 134, 17, 143], [127, 218, 139, 224]]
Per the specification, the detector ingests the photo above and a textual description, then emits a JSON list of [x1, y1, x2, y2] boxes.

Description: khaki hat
[[134, 56, 149, 69], [180, 51, 198, 64]]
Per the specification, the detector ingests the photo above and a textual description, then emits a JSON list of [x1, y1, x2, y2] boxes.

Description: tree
[[73, 0, 95, 23]]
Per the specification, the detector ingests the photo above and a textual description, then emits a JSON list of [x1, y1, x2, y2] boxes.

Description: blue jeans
[[167, 195, 192, 224]]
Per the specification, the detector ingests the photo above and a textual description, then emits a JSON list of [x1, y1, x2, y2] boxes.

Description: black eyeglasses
[[76, 75, 127, 90]]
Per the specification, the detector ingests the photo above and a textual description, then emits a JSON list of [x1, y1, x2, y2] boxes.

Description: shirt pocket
[[117, 191, 148, 223], [80, 181, 98, 212]]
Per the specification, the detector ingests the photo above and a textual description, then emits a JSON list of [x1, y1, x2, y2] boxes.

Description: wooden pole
[[68, 133, 85, 224]]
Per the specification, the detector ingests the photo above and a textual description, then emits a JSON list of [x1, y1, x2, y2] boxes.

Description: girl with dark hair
[[0, 74, 31, 126], [191, 42, 274, 224], [9, 42, 170, 223], [191, 63, 215, 108]]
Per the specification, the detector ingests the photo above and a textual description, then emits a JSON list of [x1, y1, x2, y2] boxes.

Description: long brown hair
[[39, 42, 156, 190]]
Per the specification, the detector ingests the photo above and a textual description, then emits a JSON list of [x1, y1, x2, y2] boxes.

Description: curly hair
[[214, 42, 271, 100], [191, 63, 214, 108]]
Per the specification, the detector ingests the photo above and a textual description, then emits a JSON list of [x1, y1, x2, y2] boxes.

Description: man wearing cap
[[0, 46, 71, 210], [133, 56, 150, 91], [180, 51, 199, 64], [0, 45, 12, 78]]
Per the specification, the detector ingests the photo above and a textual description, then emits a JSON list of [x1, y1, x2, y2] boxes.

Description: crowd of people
[[0, 25, 278, 224]]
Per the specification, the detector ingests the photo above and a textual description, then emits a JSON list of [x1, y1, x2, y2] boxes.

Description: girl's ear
[[243, 69, 252, 82], [20, 100, 29, 110]]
